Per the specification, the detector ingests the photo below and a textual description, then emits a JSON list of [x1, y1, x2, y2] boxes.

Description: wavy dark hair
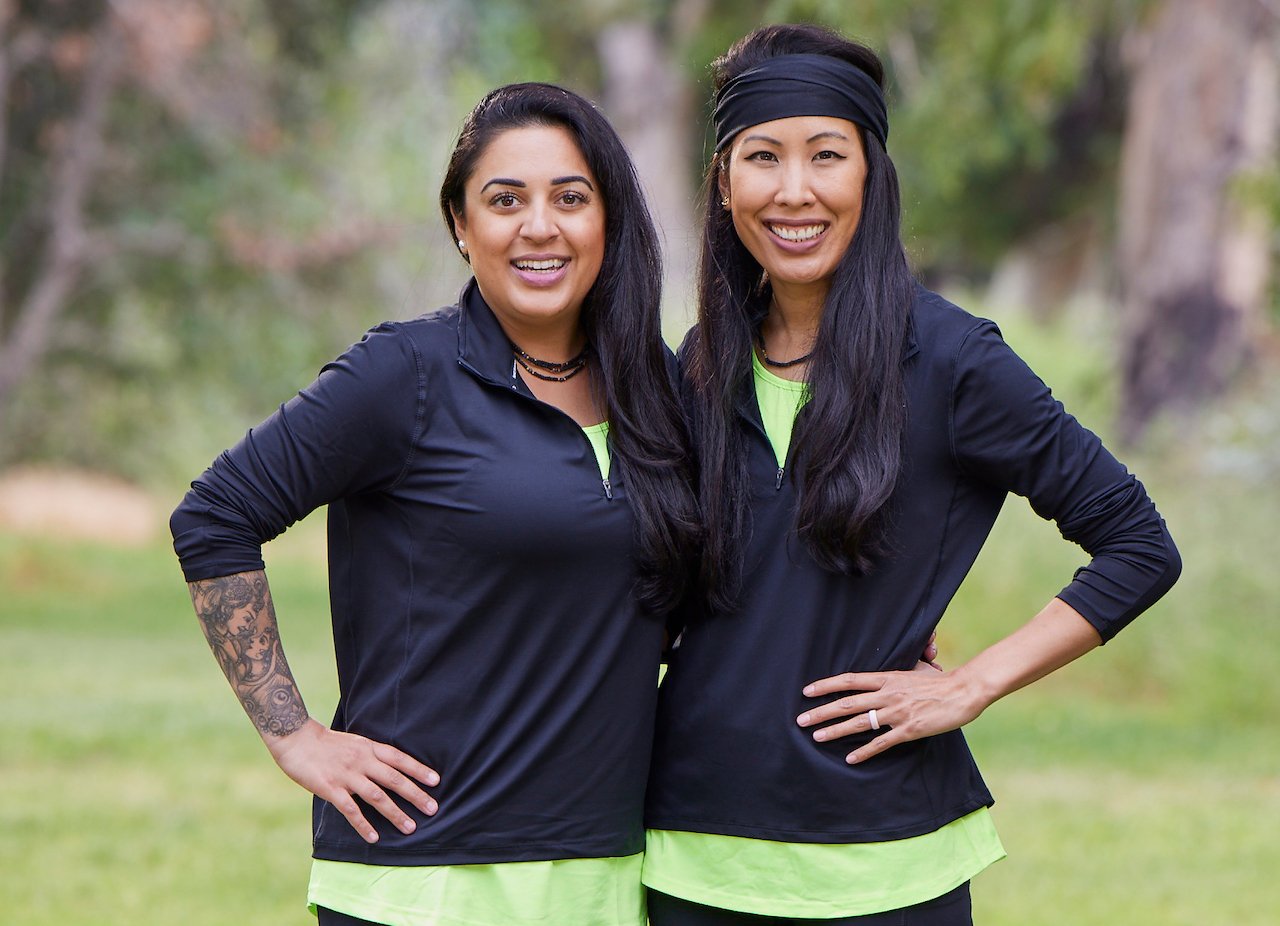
[[687, 25, 915, 614], [440, 82, 700, 615]]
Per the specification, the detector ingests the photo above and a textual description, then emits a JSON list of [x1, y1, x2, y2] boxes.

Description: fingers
[[845, 728, 908, 765], [373, 742, 441, 789], [805, 709, 884, 744], [338, 743, 441, 840], [350, 775, 420, 839], [367, 758, 440, 819], [270, 725, 441, 845], [796, 691, 878, 729], [324, 788, 382, 844], [802, 672, 885, 698]]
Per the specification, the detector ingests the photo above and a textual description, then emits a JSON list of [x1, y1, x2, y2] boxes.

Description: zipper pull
[[775, 467, 784, 490], [602, 478, 613, 500]]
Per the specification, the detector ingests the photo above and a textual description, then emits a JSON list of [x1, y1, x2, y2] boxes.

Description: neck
[[494, 313, 587, 364], [767, 279, 827, 337]]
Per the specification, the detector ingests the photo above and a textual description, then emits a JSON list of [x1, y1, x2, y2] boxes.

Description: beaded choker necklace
[[510, 341, 591, 382], [756, 333, 813, 369]]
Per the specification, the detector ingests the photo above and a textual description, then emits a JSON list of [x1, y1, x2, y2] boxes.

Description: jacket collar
[[455, 277, 528, 392]]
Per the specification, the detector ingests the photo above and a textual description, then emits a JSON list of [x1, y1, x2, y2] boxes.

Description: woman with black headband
[[643, 24, 1180, 924]]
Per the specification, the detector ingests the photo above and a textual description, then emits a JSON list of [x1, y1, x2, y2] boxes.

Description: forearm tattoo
[[188, 571, 309, 738]]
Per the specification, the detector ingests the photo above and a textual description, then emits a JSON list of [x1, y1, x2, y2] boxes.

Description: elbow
[[1152, 519, 1182, 599]]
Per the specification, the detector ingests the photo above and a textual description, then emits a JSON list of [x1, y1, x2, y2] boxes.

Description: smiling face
[[452, 124, 606, 336], [721, 114, 867, 308]]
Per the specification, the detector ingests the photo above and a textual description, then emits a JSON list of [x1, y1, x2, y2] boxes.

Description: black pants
[[646, 882, 972, 926], [316, 908, 382, 926]]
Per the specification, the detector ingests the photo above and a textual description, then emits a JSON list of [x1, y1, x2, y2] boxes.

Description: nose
[[520, 200, 559, 242], [774, 161, 815, 208]]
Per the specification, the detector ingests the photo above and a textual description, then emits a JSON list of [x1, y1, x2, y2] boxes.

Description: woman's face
[[453, 124, 606, 333], [226, 603, 255, 638], [721, 115, 867, 304]]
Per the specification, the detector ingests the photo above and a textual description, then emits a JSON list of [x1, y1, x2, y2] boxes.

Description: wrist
[[262, 715, 318, 759], [948, 663, 1001, 718]]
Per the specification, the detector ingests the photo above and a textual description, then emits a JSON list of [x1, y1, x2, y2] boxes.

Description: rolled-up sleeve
[[171, 322, 424, 582], [949, 321, 1180, 641]]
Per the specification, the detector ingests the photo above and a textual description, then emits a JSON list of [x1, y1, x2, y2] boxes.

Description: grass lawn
[[2, 315, 1276, 923], [2, 484, 1276, 925]]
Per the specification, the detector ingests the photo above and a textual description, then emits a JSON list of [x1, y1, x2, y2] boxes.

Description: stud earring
[[457, 239, 467, 252], [720, 197, 730, 209]]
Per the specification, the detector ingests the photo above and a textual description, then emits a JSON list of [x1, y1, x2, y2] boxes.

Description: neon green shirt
[[640, 363, 1005, 916], [309, 853, 644, 926], [750, 352, 809, 468], [582, 420, 611, 480], [307, 423, 630, 926]]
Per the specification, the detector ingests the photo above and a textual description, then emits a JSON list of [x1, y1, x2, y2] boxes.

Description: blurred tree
[[779, 0, 1278, 437], [781, 0, 1132, 281], [0, 0, 123, 425], [0, 0, 404, 477], [1116, 0, 1278, 441], [2, 0, 1273, 478]]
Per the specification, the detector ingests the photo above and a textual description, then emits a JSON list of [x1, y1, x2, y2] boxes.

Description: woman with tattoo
[[172, 82, 698, 926]]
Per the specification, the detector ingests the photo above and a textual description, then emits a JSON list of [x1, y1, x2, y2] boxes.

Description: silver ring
[[868, 709, 881, 731]]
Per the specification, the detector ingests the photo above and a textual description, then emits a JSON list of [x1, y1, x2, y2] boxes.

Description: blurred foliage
[[0, 0, 1274, 483], [774, 0, 1139, 273]]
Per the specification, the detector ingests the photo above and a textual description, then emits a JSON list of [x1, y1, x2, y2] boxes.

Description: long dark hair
[[440, 82, 700, 615], [688, 25, 915, 614]]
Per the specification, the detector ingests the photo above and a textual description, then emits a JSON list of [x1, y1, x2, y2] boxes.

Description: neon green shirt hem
[[308, 852, 645, 926], [642, 809, 1005, 917]]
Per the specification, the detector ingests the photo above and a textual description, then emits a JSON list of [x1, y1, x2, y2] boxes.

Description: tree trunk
[[596, 19, 698, 330], [1116, 0, 1278, 443]]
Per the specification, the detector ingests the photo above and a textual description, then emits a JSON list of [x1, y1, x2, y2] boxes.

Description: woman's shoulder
[[909, 284, 998, 347], [350, 300, 464, 364]]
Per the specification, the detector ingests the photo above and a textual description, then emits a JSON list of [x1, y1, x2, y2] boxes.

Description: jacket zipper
[[460, 357, 614, 500]]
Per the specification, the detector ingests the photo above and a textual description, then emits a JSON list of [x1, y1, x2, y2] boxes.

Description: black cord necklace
[[510, 341, 591, 382], [756, 333, 813, 368]]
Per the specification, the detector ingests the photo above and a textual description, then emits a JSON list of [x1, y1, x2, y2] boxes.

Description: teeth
[[769, 224, 825, 242], [514, 258, 567, 271]]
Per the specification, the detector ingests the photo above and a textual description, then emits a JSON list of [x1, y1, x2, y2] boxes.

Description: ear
[[450, 206, 468, 240], [717, 168, 731, 211]]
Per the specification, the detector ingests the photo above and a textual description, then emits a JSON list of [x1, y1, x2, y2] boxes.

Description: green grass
[[2, 318, 1277, 924], [0, 520, 337, 926]]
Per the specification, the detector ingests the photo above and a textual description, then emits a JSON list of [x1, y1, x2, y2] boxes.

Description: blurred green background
[[1, 1, 1277, 924]]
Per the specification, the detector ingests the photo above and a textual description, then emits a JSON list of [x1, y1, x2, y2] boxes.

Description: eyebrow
[[740, 131, 850, 147], [552, 175, 594, 189], [480, 177, 525, 192], [479, 175, 595, 192]]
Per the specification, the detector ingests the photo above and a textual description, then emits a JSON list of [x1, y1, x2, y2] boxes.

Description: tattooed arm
[[188, 570, 440, 844]]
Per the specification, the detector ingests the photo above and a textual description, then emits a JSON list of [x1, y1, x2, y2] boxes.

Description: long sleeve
[[949, 321, 1180, 641], [171, 322, 425, 582]]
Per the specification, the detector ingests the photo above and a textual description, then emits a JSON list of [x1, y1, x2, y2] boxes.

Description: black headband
[[713, 53, 889, 152]]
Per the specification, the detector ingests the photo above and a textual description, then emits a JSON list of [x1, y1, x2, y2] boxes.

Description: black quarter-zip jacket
[[172, 281, 661, 866], [646, 285, 1181, 844]]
